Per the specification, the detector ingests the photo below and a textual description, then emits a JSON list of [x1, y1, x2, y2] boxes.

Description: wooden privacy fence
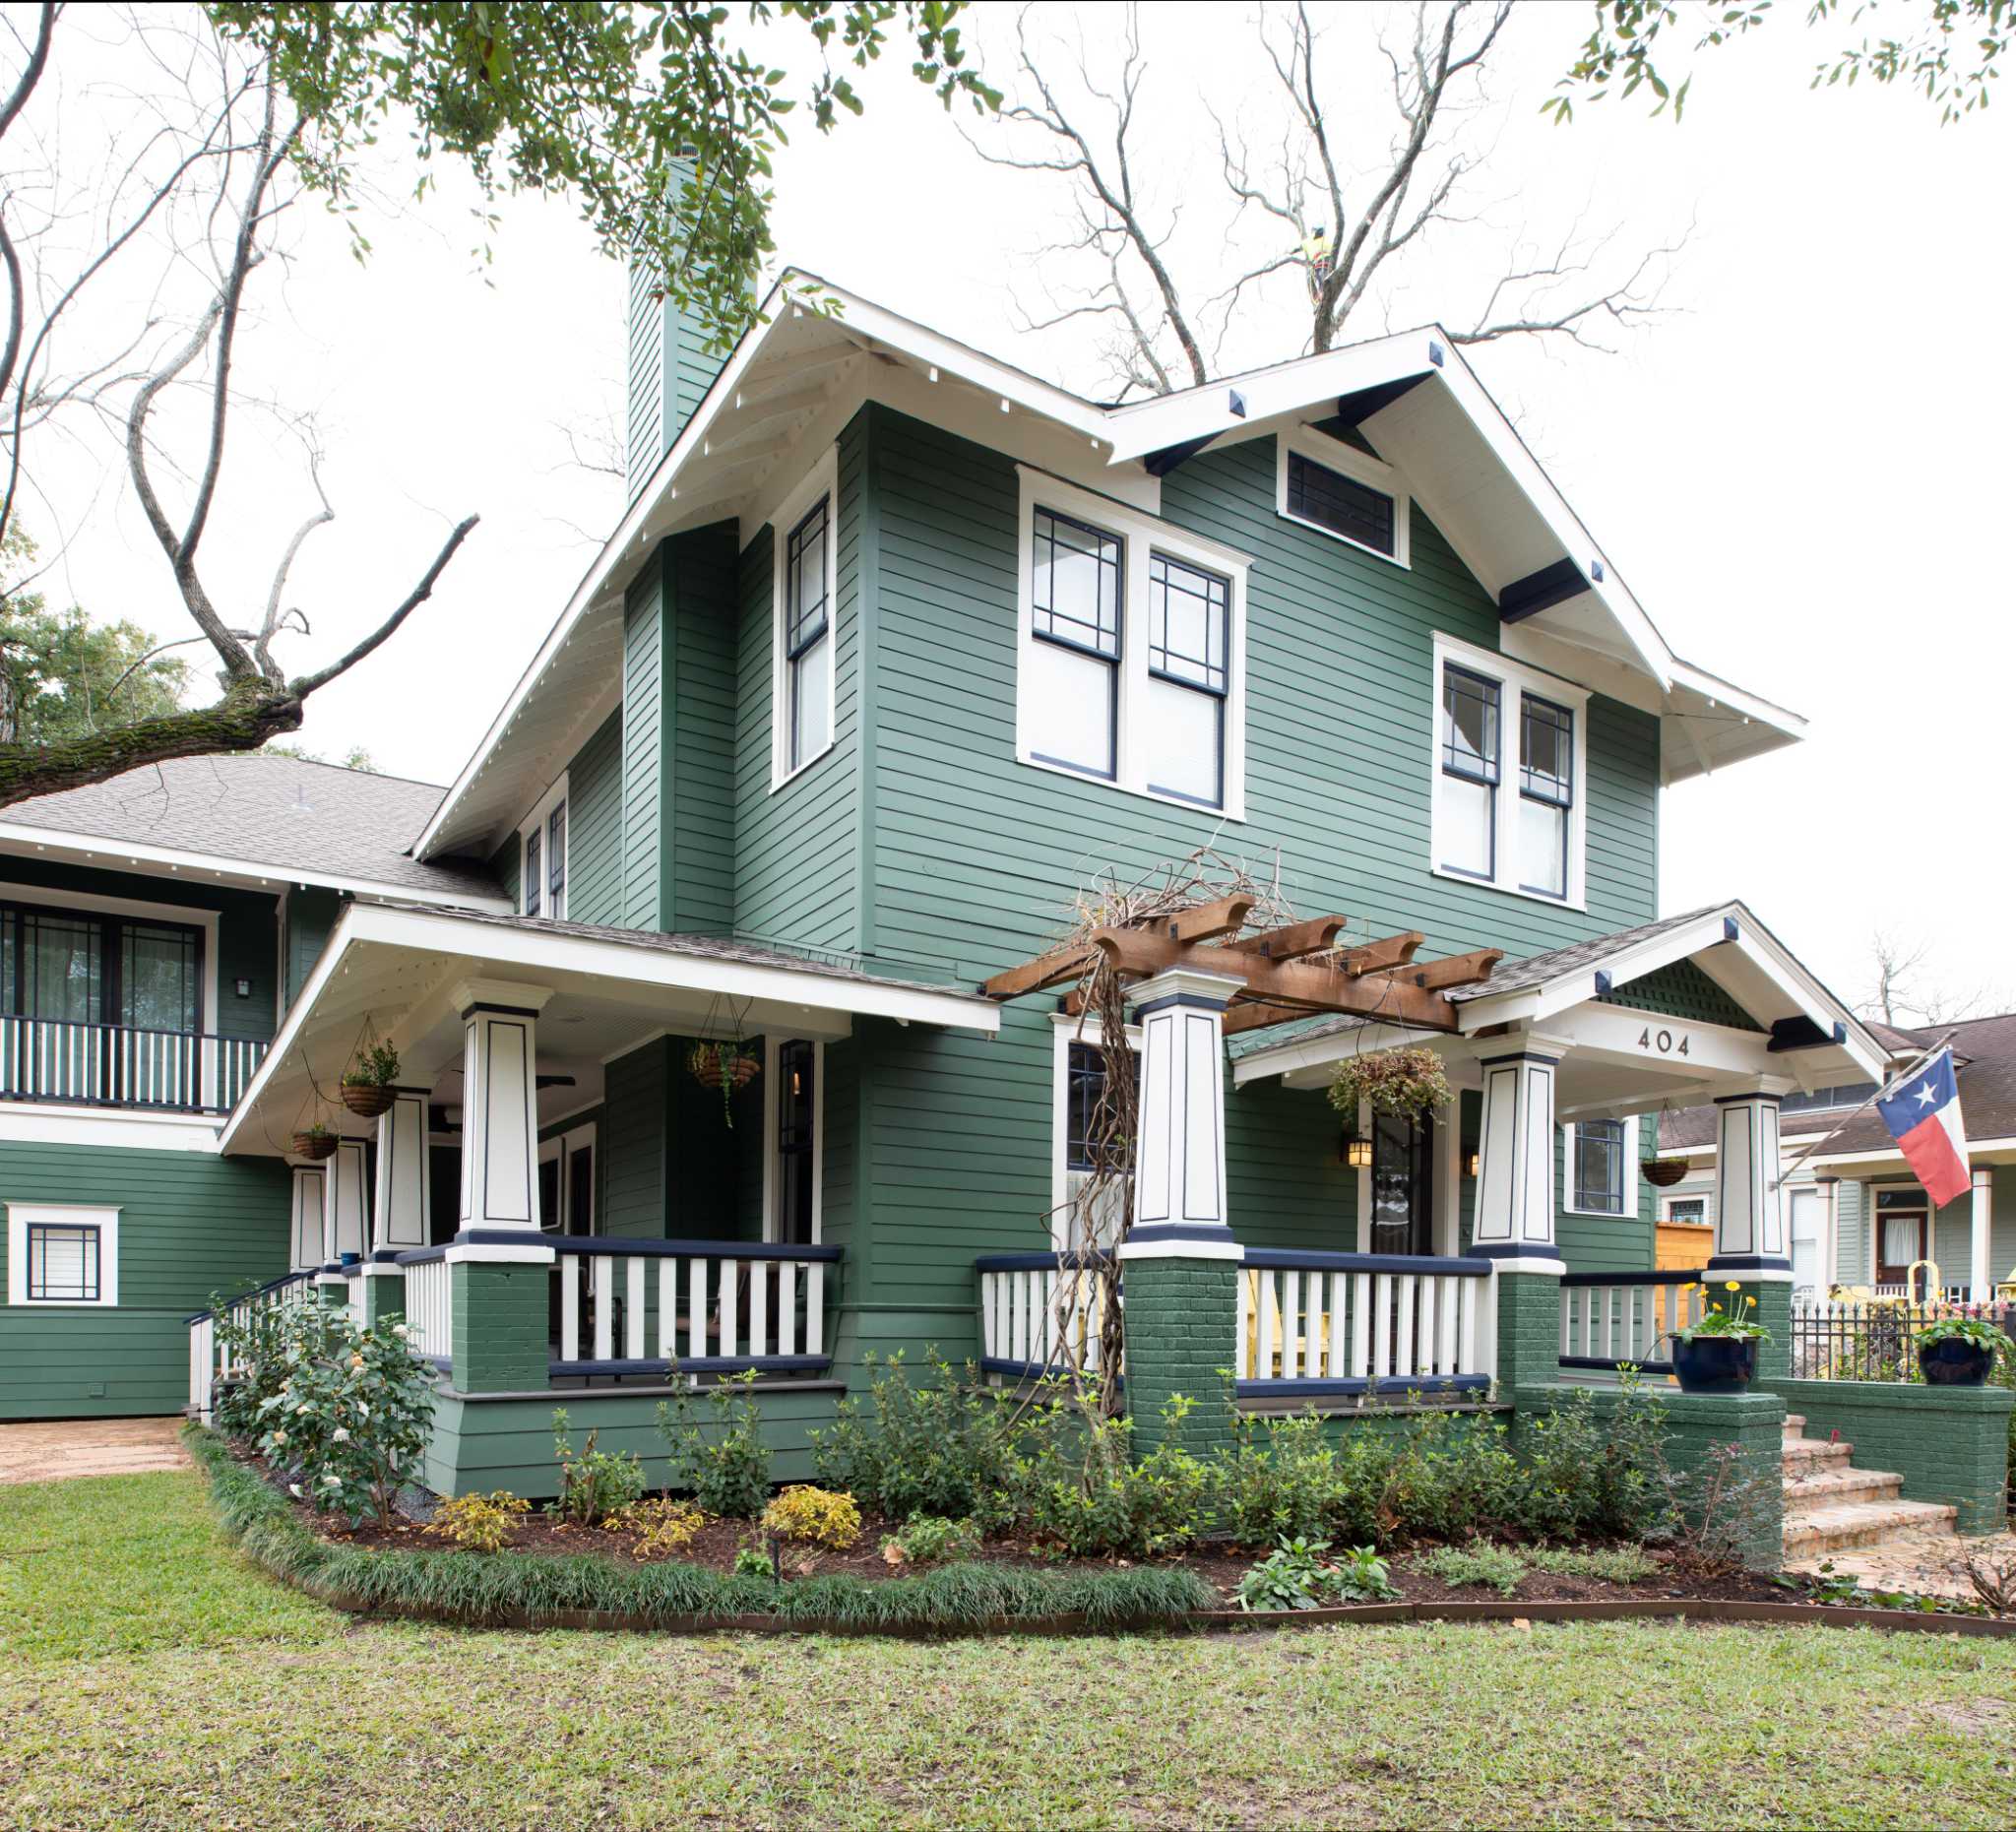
[[1236, 1251, 1490, 1397], [1558, 1271, 1707, 1376]]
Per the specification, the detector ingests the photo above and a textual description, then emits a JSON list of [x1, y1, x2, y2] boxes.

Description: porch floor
[[0, 1417, 190, 1485]]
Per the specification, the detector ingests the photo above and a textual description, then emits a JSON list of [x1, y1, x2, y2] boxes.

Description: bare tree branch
[[289, 515, 480, 697]]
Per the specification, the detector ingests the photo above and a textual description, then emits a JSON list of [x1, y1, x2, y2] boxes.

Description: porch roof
[[1228, 900, 1890, 1114], [218, 899, 996, 1156]]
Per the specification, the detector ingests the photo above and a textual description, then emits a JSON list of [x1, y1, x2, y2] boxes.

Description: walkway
[[0, 1417, 190, 1485]]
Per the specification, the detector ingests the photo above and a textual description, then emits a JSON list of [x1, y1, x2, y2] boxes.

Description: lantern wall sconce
[[1466, 1150, 1480, 1179], [1341, 1126, 1373, 1170]]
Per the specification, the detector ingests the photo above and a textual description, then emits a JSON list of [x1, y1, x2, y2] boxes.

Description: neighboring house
[[3, 259, 1893, 1482], [1657, 1014, 2016, 1301]]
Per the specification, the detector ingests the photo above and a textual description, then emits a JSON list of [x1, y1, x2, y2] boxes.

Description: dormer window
[[1431, 635, 1587, 909], [1276, 427, 1411, 566], [519, 777, 568, 920], [1015, 468, 1249, 819]]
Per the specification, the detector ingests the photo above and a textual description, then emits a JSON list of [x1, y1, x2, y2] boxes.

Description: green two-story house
[[7, 268, 1893, 1492]]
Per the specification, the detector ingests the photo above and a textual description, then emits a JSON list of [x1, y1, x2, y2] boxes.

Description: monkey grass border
[[185, 1426, 2016, 1642]]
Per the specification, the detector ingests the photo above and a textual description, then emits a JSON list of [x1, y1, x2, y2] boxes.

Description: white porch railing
[[1558, 1273, 1706, 1372], [976, 1252, 1115, 1380], [550, 1238, 840, 1375], [1236, 1251, 1491, 1395], [185, 1269, 317, 1419], [401, 1252, 453, 1361]]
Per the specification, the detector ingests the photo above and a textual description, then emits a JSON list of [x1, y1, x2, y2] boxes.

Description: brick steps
[[1780, 1413, 1957, 1560]]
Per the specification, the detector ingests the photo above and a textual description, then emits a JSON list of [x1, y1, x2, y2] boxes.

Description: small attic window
[[1276, 427, 1410, 567]]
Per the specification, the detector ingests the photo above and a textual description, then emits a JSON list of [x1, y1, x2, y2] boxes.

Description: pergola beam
[[1361, 947, 1505, 993], [1219, 915, 1349, 961]]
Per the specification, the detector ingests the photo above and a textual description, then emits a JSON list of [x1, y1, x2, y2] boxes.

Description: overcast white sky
[[24, 2, 2016, 1017]]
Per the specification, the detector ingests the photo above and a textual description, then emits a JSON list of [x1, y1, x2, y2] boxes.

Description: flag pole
[[1770, 1029, 1959, 1191]]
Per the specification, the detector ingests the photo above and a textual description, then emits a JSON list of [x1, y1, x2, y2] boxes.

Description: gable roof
[[413, 272, 1803, 862], [0, 754, 506, 908]]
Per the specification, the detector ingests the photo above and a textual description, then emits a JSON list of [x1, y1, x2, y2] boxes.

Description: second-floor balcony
[[0, 1015, 269, 1117]]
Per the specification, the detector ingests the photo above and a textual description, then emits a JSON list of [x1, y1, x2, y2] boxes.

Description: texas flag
[[1876, 1047, 1971, 1208]]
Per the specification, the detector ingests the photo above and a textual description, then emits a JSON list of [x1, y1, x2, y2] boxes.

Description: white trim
[[537, 1119, 598, 1233], [0, 877, 221, 1036], [0, 828, 512, 915], [1660, 1189, 1712, 1229], [1049, 1012, 1142, 1250], [770, 444, 841, 790], [0, 1105, 222, 1152], [1014, 466, 1252, 822], [516, 773, 571, 919], [1562, 1115, 1640, 1218], [1430, 632, 1590, 913], [759, 1033, 824, 1245], [7, 1202, 119, 1306], [1274, 423, 1411, 568]]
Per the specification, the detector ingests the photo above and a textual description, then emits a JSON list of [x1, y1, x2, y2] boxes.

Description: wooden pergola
[[979, 895, 1504, 1035]]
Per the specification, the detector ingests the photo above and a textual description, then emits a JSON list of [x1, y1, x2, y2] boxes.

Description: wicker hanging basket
[[339, 1081, 397, 1119], [688, 1042, 762, 1094], [291, 1129, 338, 1162], [1643, 1157, 1689, 1189]]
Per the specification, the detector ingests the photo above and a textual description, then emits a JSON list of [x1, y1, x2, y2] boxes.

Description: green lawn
[[4, 1471, 2016, 1829]]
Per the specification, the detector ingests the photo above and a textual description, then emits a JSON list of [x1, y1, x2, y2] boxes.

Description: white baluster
[[779, 1263, 798, 1357], [719, 1259, 738, 1361], [659, 1259, 677, 1358], [1396, 1274, 1417, 1380], [1459, 1277, 1479, 1376], [593, 1256, 614, 1361], [688, 1257, 707, 1360], [805, 1262, 824, 1358], [1352, 1272, 1372, 1379], [750, 1257, 769, 1358], [1234, 1267, 1251, 1380], [1436, 1276, 1457, 1377], [1327, 1271, 1347, 1379], [561, 1256, 582, 1362], [1284, 1269, 1302, 1379], [626, 1257, 646, 1359], [1372, 1273, 1393, 1385], [1256, 1269, 1277, 1380]]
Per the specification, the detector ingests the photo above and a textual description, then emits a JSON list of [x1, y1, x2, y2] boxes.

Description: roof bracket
[[1767, 1016, 1848, 1053], [1500, 557, 1589, 623]]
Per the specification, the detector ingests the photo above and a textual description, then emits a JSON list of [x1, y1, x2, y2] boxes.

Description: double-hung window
[[1430, 635, 1588, 907], [1566, 1117, 1636, 1218], [519, 779, 567, 920], [1028, 508, 1122, 781], [771, 446, 840, 789], [1017, 470, 1249, 818]]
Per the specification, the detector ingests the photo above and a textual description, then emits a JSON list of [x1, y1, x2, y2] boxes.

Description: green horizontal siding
[[564, 709, 624, 927], [284, 885, 342, 1010], [0, 1141, 290, 1418]]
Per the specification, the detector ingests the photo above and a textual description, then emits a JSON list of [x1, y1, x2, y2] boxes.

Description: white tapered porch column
[[372, 1088, 432, 1255], [1971, 1167, 1993, 1303], [454, 979, 554, 1235], [288, 1166, 325, 1272], [322, 1137, 369, 1264], [1707, 1085, 1794, 1276], [1471, 1042, 1567, 1264], [1117, 969, 1244, 1252]]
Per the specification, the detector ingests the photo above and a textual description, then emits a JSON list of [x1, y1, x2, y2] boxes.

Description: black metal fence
[[1790, 1300, 2015, 1382]]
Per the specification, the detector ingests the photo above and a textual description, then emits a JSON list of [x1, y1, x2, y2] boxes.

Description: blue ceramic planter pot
[[1671, 1334, 1757, 1395], [1918, 1338, 1992, 1387]]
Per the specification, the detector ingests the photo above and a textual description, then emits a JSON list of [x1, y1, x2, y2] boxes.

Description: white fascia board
[[0, 1105, 224, 1153], [219, 901, 998, 1151], [1669, 660, 1805, 738], [0, 825, 512, 914]]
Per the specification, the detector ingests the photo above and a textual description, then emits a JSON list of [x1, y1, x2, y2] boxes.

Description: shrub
[[606, 1496, 709, 1558], [1235, 1537, 1398, 1611], [1214, 1409, 1345, 1548], [425, 1490, 530, 1553], [811, 1350, 1031, 1529], [881, 1513, 983, 1566], [1516, 1383, 1672, 1543], [550, 1411, 646, 1525], [1378, 1409, 1527, 1544], [249, 1307, 435, 1527], [1020, 1396, 1209, 1557], [209, 1285, 305, 1441], [1418, 1540, 1529, 1597], [658, 1371, 772, 1518], [732, 1545, 774, 1580], [762, 1485, 862, 1549]]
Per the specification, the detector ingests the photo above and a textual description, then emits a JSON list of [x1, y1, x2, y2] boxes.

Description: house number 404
[[1638, 1027, 1689, 1056]]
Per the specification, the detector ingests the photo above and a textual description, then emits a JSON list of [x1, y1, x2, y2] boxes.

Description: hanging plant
[[291, 1120, 338, 1162], [1326, 1044, 1453, 1125], [688, 1040, 761, 1127], [340, 1039, 402, 1118], [1643, 1157, 1689, 1189]]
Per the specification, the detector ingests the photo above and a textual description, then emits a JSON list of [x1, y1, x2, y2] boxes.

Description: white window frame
[[770, 445, 841, 790], [1430, 632, 1590, 911], [536, 1121, 597, 1233], [1050, 1013, 1141, 1251], [8, 1202, 119, 1306], [759, 1034, 824, 1244], [517, 773, 570, 920], [1661, 1191, 1712, 1230], [1563, 1116, 1639, 1219], [1015, 467, 1251, 820], [1275, 424, 1412, 569]]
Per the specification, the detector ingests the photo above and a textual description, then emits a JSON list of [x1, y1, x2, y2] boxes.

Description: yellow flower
[[1708, 1303, 1722, 1312], [1724, 1281, 1741, 1293]]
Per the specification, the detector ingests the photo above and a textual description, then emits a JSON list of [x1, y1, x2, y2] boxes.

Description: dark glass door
[[1370, 1111, 1435, 1256]]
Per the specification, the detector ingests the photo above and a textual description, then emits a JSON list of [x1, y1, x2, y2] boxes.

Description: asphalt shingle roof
[[2, 754, 500, 901]]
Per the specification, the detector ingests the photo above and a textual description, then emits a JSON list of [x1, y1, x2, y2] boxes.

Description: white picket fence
[[1557, 1276, 1706, 1368], [552, 1241, 838, 1368], [1235, 1252, 1489, 1389], [976, 1253, 1114, 1378]]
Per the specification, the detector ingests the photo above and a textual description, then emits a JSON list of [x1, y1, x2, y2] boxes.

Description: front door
[[1877, 1209, 1928, 1290], [1370, 1111, 1435, 1255]]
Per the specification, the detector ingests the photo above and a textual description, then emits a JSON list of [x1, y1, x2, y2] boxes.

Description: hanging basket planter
[[1643, 1158, 1689, 1189], [339, 1081, 397, 1119], [689, 1042, 762, 1094], [338, 1029, 403, 1120], [291, 1128, 338, 1162], [1326, 1044, 1453, 1125]]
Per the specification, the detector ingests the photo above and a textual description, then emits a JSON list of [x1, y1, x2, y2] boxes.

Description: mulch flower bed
[[309, 1488, 1789, 1608]]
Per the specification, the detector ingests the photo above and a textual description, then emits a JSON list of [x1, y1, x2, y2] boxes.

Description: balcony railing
[[0, 1016, 269, 1115]]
